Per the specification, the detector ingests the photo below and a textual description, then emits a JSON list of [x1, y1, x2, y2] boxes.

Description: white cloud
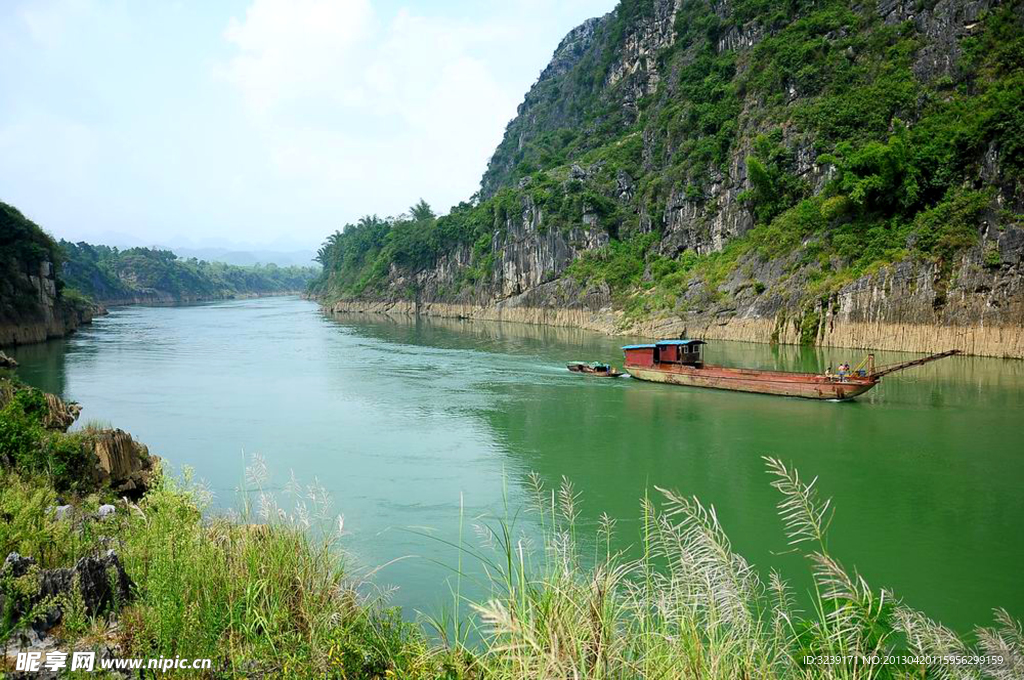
[[0, 0, 616, 247], [220, 0, 374, 115], [217, 1, 525, 218]]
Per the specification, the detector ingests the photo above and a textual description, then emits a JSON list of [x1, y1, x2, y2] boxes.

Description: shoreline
[[322, 298, 1024, 360]]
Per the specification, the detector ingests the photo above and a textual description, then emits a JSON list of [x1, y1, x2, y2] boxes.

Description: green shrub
[[0, 383, 94, 493]]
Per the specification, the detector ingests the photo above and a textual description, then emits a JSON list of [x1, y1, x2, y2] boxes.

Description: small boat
[[622, 340, 959, 401], [567, 361, 624, 377]]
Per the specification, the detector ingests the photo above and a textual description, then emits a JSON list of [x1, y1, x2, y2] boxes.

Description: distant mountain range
[[54, 231, 319, 268], [159, 246, 318, 268]]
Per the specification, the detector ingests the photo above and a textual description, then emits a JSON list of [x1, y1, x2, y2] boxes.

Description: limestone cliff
[[0, 255, 96, 347], [317, 0, 1024, 358], [1, 202, 98, 346]]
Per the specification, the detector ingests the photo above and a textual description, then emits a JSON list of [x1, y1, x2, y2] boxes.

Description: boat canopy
[[657, 339, 705, 346], [621, 339, 705, 350]]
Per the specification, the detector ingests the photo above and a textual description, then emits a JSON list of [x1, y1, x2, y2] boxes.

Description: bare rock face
[[0, 261, 95, 347], [326, 0, 1024, 357], [607, 0, 681, 112], [0, 381, 81, 432], [42, 393, 82, 431], [0, 350, 17, 368], [0, 379, 159, 496], [85, 429, 159, 499], [877, 0, 994, 80]]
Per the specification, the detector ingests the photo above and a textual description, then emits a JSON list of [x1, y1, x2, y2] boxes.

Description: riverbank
[[95, 289, 307, 309], [323, 296, 1024, 360], [0, 299, 96, 348]]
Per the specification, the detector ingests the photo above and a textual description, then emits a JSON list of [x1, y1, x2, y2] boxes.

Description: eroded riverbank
[[324, 297, 1024, 359]]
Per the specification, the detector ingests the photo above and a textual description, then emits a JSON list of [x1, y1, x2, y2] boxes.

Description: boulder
[[51, 505, 73, 521], [3, 551, 35, 578], [85, 429, 160, 498], [42, 393, 81, 431], [0, 350, 18, 369]]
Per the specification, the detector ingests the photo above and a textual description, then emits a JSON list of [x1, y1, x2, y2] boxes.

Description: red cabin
[[622, 340, 705, 368]]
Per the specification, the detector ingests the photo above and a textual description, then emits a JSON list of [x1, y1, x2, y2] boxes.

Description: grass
[[456, 464, 1023, 679], [2, 383, 1021, 678]]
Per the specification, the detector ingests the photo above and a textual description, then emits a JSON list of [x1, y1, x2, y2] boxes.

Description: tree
[[410, 199, 435, 222]]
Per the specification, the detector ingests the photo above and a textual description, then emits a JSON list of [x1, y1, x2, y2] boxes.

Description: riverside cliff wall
[[0, 260, 95, 347], [318, 0, 1024, 358]]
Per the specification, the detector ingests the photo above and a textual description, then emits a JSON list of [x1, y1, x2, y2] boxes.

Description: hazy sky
[[0, 0, 616, 250]]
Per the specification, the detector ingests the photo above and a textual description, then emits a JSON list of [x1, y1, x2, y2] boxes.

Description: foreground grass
[[2, 466, 455, 678], [3, 459, 1022, 679]]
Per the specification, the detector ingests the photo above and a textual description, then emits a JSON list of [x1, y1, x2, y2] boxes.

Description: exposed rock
[[85, 429, 160, 499], [1, 550, 133, 636], [0, 350, 17, 368], [322, 0, 1024, 358], [42, 393, 81, 432], [877, 0, 994, 80], [51, 505, 73, 522], [3, 551, 35, 578], [0, 260, 95, 348]]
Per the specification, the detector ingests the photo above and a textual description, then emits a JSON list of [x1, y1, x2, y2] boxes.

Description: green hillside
[[313, 0, 1022, 342], [61, 241, 317, 304]]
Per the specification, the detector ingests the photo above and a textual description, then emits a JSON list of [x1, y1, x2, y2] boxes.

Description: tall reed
[[459, 459, 1023, 679]]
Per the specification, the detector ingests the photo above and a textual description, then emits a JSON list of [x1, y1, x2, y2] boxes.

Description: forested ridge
[[61, 241, 317, 304]]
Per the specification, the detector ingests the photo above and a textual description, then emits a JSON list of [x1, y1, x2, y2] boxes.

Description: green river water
[[8, 296, 1023, 632]]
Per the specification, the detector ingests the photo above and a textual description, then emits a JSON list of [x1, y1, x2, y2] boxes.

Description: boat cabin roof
[[621, 339, 706, 350]]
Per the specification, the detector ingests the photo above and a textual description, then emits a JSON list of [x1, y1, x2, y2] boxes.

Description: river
[[8, 296, 1023, 632]]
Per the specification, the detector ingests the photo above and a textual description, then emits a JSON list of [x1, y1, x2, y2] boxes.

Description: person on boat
[[837, 363, 848, 381], [825, 366, 834, 381]]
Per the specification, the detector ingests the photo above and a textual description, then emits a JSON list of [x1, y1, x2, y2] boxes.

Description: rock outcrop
[[84, 429, 160, 499], [1, 550, 133, 647], [0, 260, 95, 347], [0, 378, 159, 497]]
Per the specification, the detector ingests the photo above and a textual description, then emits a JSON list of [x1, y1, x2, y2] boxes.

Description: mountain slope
[[314, 0, 1024, 358]]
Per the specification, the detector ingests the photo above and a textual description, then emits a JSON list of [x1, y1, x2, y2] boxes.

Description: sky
[[0, 0, 617, 251]]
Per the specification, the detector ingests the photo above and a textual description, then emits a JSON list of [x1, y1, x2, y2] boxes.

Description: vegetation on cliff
[[314, 0, 1023, 343], [0, 203, 91, 332], [61, 240, 318, 304], [3, 374, 1022, 677]]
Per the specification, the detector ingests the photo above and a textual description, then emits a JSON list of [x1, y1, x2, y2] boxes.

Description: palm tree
[[410, 199, 435, 222]]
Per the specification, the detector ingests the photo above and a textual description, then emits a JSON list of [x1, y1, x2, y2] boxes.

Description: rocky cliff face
[[0, 260, 95, 347], [323, 0, 1024, 358]]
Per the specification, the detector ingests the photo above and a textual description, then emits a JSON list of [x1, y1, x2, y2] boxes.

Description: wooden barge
[[622, 340, 959, 401]]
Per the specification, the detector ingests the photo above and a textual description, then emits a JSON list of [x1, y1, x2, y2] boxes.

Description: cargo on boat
[[567, 361, 624, 377], [622, 340, 959, 401]]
